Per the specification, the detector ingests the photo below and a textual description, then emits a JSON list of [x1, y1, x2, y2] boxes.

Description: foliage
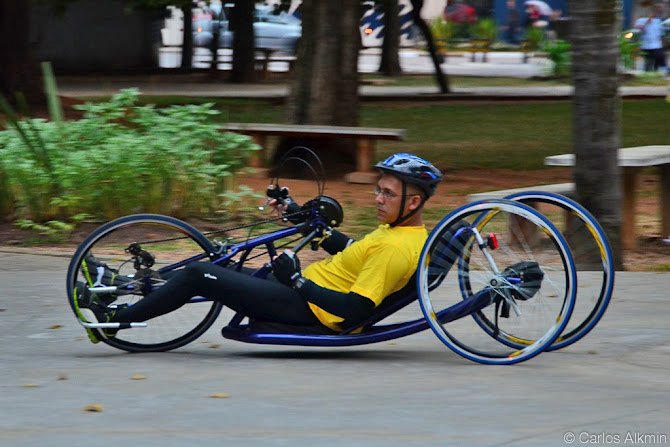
[[543, 39, 571, 77], [0, 89, 260, 225], [619, 33, 640, 70], [472, 18, 497, 42], [524, 27, 545, 51], [430, 18, 453, 41]]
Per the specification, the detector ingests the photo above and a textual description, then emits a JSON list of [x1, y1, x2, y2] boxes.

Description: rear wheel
[[417, 200, 576, 365], [66, 214, 223, 352], [505, 192, 615, 350]]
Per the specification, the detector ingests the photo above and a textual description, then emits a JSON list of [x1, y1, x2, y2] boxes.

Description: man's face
[[375, 174, 407, 224]]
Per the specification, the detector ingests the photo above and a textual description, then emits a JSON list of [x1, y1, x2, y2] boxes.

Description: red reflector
[[487, 233, 498, 250]]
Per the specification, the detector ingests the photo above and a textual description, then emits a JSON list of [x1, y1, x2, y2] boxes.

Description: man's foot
[[73, 282, 118, 344], [82, 253, 129, 288]]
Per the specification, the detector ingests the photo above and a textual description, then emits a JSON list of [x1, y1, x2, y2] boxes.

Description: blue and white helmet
[[374, 153, 443, 198]]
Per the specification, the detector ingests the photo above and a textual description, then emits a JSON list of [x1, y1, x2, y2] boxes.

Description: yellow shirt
[[303, 224, 427, 331]]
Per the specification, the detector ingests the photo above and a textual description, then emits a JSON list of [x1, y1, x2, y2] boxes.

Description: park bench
[[545, 145, 670, 250], [223, 123, 406, 183], [192, 48, 295, 78], [466, 183, 575, 203]]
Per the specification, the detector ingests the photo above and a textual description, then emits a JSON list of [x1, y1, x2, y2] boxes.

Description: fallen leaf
[[130, 374, 146, 380], [83, 404, 104, 412], [57, 374, 68, 381], [209, 393, 230, 399], [21, 383, 38, 387], [208, 344, 221, 349], [49, 325, 63, 330]]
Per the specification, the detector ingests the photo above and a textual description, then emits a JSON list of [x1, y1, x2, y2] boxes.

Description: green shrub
[[0, 89, 259, 223], [473, 18, 497, 43], [524, 27, 545, 51], [543, 39, 571, 77], [619, 33, 640, 70], [430, 18, 453, 41]]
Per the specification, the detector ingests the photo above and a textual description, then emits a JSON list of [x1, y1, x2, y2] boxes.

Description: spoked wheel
[[417, 200, 577, 365], [505, 192, 615, 350], [66, 214, 223, 352]]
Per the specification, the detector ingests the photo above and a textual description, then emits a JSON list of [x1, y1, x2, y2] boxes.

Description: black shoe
[[73, 281, 118, 344], [82, 253, 129, 288]]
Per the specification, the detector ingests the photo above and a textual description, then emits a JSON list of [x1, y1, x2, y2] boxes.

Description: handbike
[[65, 154, 613, 365]]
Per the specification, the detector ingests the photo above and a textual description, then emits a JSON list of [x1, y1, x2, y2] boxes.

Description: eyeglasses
[[374, 185, 399, 199]]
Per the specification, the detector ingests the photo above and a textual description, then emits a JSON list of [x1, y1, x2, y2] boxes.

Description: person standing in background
[[634, 3, 668, 73], [501, 0, 521, 44]]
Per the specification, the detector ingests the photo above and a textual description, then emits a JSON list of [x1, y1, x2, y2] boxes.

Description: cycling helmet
[[374, 153, 443, 198], [374, 153, 443, 227]]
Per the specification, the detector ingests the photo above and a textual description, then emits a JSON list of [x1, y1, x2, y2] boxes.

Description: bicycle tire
[[66, 214, 223, 352], [418, 200, 577, 365], [504, 191, 615, 350]]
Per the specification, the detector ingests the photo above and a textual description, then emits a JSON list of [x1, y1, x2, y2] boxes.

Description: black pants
[[113, 262, 322, 327], [643, 48, 666, 72]]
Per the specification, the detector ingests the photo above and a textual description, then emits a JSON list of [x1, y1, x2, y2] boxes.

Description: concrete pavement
[[1, 252, 669, 446], [56, 49, 669, 100], [57, 77, 668, 101]]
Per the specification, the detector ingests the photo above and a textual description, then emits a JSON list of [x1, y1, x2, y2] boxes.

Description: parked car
[[443, 3, 477, 23], [193, 4, 301, 54]]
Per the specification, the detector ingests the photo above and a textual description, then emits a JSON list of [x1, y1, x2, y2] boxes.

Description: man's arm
[[320, 230, 354, 255], [295, 279, 375, 326]]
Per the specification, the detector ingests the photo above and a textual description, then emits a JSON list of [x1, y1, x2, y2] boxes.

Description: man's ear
[[407, 195, 423, 211]]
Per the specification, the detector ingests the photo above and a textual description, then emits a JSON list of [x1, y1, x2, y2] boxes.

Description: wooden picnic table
[[223, 123, 406, 183], [544, 145, 670, 250]]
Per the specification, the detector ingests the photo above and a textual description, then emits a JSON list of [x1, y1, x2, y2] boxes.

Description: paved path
[[1, 252, 669, 446], [58, 78, 667, 101], [58, 49, 668, 100]]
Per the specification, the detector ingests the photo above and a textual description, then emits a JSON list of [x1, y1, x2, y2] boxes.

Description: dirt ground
[[1, 167, 669, 270]]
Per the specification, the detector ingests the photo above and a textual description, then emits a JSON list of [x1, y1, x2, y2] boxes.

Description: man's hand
[[272, 250, 302, 287]]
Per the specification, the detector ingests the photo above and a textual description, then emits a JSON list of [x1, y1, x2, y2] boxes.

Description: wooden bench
[[223, 123, 406, 183], [466, 183, 575, 203], [467, 183, 576, 247], [545, 145, 670, 250]]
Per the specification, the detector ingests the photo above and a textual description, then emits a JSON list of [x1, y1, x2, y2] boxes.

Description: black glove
[[283, 199, 305, 224], [272, 251, 302, 287]]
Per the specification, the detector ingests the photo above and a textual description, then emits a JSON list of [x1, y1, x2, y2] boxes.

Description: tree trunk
[[0, 0, 43, 104], [285, 0, 360, 125], [230, 0, 256, 83], [568, 0, 623, 269], [378, 0, 402, 76], [180, 3, 193, 70], [409, 0, 449, 93]]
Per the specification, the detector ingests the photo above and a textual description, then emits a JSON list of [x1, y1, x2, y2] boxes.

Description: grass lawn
[[141, 97, 669, 172]]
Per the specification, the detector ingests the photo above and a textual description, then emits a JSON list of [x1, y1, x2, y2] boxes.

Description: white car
[[193, 5, 301, 54]]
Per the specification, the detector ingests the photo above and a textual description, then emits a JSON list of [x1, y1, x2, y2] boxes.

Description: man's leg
[[112, 262, 321, 326]]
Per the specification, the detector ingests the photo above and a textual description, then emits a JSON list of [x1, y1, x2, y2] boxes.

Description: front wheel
[[417, 200, 577, 365], [66, 214, 223, 352]]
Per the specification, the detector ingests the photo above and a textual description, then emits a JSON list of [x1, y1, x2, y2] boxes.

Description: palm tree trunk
[[180, 3, 193, 70], [378, 0, 402, 76], [568, 0, 623, 268], [0, 0, 43, 104], [230, 0, 256, 83], [285, 0, 360, 125]]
